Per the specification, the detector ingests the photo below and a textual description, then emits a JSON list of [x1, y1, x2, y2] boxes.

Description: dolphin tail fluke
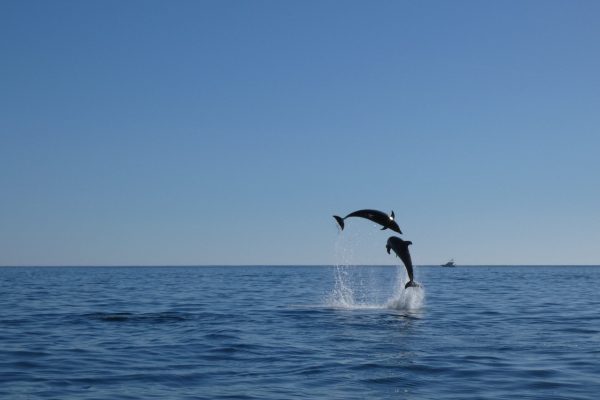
[[333, 215, 345, 230], [405, 281, 419, 289]]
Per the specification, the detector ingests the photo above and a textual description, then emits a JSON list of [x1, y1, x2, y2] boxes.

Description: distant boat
[[441, 259, 456, 267]]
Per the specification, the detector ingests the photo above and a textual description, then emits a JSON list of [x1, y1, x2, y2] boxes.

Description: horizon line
[[1, 264, 599, 268]]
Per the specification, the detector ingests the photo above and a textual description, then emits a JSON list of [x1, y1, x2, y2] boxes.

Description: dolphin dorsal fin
[[390, 210, 395, 220]]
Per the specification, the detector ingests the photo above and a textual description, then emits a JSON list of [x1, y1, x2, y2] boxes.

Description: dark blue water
[[1, 265, 599, 399]]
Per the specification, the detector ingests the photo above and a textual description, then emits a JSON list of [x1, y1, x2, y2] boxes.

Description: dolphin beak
[[386, 245, 391, 254]]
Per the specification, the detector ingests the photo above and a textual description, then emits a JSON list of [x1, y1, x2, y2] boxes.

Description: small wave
[[2, 350, 50, 358], [204, 332, 239, 340], [85, 312, 189, 323]]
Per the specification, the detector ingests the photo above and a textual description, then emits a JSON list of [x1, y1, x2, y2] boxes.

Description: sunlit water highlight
[[1, 265, 599, 399]]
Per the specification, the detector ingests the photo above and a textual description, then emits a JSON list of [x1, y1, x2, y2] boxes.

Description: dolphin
[[333, 209, 402, 234], [386, 236, 419, 288]]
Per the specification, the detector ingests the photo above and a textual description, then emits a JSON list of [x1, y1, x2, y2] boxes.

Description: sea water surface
[[1, 265, 599, 399]]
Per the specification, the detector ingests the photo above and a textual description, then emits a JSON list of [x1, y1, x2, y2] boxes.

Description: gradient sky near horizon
[[1, 1, 599, 266]]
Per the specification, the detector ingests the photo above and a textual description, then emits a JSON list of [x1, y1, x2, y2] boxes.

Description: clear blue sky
[[1, 1, 599, 266]]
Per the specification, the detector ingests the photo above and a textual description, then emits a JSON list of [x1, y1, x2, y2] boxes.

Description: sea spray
[[328, 231, 357, 307], [330, 265, 355, 307], [329, 231, 425, 310], [386, 266, 425, 311]]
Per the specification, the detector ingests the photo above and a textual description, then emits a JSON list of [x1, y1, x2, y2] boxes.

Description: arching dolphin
[[386, 236, 419, 288], [333, 209, 402, 234]]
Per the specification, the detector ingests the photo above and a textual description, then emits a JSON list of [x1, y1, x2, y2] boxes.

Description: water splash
[[385, 266, 425, 311], [329, 265, 356, 308], [328, 231, 425, 311], [328, 232, 358, 307]]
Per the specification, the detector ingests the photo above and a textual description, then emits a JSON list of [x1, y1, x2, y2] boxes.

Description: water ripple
[[1, 266, 599, 399]]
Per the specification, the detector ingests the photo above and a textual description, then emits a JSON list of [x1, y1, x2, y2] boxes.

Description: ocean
[[1, 265, 599, 399]]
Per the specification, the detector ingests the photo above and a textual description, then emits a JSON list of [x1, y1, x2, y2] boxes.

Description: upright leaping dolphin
[[333, 209, 402, 234], [386, 236, 419, 289]]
